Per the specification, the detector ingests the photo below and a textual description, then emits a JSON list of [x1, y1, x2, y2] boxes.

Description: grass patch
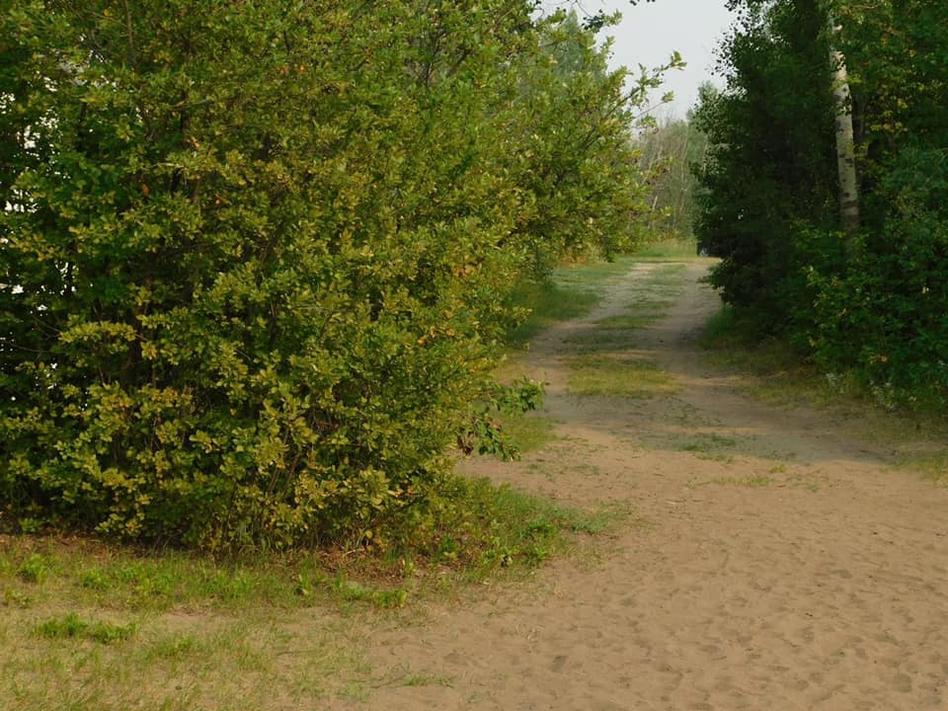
[[0, 469, 621, 612], [17, 553, 53, 584], [632, 238, 698, 260], [504, 256, 644, 348], [506, 280, 600, 348], [676, 433, 739, 463], [409, 476, 624, 576], [700, 306, 815, 401], [507, 257, 689, 356], [594, 309, 667, 330], [0, 474, 622, 709], [34, 613, 136, 644], [567, 355, 679, 399], [551, 256, 642, 293], [1, 606, 366, 710], [679, 434, 738, 451], [496, 411, 557, 454], [898, 451, 948, 486]]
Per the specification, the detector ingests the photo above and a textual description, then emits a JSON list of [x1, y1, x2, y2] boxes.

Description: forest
[[694, 0, 946, 408]]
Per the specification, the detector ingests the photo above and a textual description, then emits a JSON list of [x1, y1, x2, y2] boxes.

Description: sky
[[570, 0, 737, 119]]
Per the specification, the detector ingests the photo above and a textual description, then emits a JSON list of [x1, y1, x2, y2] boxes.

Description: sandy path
[[341, 262, 948, 710]]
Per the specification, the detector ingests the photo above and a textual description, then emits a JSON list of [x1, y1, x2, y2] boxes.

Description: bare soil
[[339, 261, 948, 710]]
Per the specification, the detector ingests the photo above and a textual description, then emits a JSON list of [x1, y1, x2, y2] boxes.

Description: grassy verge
[[504, 256, 642, 348], [0, 478, 613, 615], [701, 306, 948, 485], [0, 476, 619, 709]]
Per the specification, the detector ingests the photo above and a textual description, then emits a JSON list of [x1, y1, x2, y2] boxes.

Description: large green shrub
[[1, 2, 658, 548]]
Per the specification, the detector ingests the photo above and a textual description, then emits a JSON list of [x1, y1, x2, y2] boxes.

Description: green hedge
[[0, 2, 657, 548]]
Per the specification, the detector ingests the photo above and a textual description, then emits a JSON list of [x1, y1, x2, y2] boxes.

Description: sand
[[337, 262, 948, 710]]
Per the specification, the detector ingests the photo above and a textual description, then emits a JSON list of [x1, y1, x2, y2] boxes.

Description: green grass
[[505, 280, 600, 347], [631, 238, 698, 260], [34, 613, 136, 644], [550, 255, 642, 293], [0, 478, 614, 617], [496, 411, 557, 454], [700, 306, 816, 401], [505, 256, 645, 348], [701, 305, 948, 485], [0, 475, 625, 710], [401, 673, 453, 688], [567, 355, 679, 399], [1, 601, 366, 710]]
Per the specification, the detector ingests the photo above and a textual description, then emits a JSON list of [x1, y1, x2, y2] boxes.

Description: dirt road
[[347, 261, 948, 710]]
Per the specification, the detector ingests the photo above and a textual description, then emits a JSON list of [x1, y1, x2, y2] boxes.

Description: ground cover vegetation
[[694, 0, 947, 409], [0, 2, 680, 552]]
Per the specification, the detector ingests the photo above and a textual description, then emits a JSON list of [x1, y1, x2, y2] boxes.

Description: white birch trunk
[[829, 20, 860, 233]]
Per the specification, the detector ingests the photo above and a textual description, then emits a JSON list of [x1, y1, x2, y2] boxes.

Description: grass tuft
[[18, 554, 53, 584], [35, 612, 136, 644]]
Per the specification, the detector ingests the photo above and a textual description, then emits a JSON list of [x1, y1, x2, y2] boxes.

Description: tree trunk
[[829, 19, 859, 234]]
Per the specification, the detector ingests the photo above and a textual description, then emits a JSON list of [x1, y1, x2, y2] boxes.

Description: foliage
[[0, 2, 667, 549], [637, 116, 708, 239], [694, 0, 948, 406]]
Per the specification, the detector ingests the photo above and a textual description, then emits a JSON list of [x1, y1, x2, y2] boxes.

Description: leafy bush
[[807, 146, 948, 404], [0, 3, 661, 549]]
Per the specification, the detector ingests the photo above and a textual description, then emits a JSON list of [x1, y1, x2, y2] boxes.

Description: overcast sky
[[569, 0, 737, 119]]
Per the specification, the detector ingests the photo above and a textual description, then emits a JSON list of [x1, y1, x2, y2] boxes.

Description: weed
[[2, 588, 32, 608], [331, 578, 409, 609], [142, 633, 201, 661]]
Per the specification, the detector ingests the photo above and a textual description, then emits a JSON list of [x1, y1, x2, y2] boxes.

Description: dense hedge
[[0, 2, 661, 548], [695, 0, 947, 406]]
